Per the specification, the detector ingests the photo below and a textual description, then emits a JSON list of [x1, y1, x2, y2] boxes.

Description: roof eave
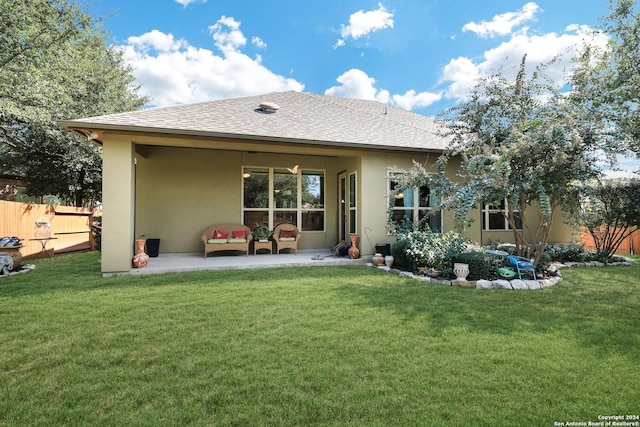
[[58, 120, 445, 154]]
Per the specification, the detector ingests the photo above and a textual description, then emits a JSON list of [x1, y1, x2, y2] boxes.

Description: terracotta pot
[[2, 246, 22, 271], [372, 253, 384, 266], [348, 235, 360, 259], [132, 239, 149, 268]]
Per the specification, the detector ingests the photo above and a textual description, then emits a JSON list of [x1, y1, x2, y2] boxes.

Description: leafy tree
[[426, 56, 606, 265], [572, 179, 640, 261], [571, 0, 640, 158], [600, 0, 640, 155], [0, 0, 147, 207]]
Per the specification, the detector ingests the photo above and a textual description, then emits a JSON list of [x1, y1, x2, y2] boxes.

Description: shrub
[[390, 238, 412, 268], [394, 227, 468, 270], [453, 251, 491, 281], [543, 243, 587, 262]]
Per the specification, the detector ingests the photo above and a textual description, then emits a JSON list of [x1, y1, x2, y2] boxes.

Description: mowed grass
[[1, 252, 638, 426]]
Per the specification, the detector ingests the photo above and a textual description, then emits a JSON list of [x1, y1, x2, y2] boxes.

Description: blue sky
[[97, 0, 638, 176]]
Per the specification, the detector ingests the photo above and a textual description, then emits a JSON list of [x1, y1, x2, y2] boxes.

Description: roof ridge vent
[[256, 101, 280, 114]]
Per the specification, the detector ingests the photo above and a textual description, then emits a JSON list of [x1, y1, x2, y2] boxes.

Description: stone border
[[368, 257, 635, 290]]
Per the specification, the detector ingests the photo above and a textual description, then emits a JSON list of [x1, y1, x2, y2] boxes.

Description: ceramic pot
[[453, 262, 469, 281], [384, 255, 394, 267], [372, 253, 384, 266], [348, 235, 360, 259], [132, 239, 149, 268]]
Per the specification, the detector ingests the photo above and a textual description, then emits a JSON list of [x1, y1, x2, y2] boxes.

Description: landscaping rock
[[526, 281, 542, 290], [492, 280, 513, 289], [452, 279, 475, 288], [476, 280, 493, 289], [510, 279, 528, 290], [371, 256, 636, 290]]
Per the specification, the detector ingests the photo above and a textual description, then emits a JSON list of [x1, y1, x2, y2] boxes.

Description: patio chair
[[273, 223, 301, 254], [508, 255, 536, 280]]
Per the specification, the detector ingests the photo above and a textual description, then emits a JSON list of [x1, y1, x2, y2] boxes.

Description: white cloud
[[121, 17, 304, 107], [324, 69, 441, 111], [175, 0, 206, 7], [127, 30, 186, 52], [440, 57, 480, 101], [252, 36, 267, 49], [392, 91, 443, 111], [462, 2, 541, 38], [209, 16, 246, 53], [334, 3, 394, 48], [440, 24, 609, 102]]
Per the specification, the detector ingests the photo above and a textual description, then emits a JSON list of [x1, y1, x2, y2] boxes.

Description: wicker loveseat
[[201, 223, 253, 257], [273, 223, 301, 254]]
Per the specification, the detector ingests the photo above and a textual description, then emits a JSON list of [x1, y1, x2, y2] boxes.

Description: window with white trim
[[482, 199, 522, 230], [243, 167, 325, 231], [388, 176, 441, 232], [349, 172, 357, 234]]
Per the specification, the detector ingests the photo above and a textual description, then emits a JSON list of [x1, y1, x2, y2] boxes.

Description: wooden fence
[[0, 200, 94, 259], [579, 226, 640, 255]]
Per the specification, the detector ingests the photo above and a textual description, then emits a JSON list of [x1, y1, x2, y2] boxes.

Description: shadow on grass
[[0, 251, 374, 298], [333, 264, 640, 361], [3, 252, 638, 361]]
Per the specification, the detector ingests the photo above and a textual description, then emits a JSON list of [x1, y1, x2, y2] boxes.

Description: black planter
[[146, 238, 160, 257], [375, 243, 391, 257]]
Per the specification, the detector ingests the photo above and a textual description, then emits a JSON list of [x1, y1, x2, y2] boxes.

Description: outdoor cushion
[[213, 230, 228, 239], [207, 238, 228, 244], [232, 230, 247, 239], [227, 238, 247, 244], [279, 229, 296, 238], [279, 237, 296, 242]]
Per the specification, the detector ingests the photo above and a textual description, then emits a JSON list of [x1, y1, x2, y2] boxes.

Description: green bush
[[390, 238, 412, 268], [394, 227, 468, 270], [543, 243, 587, 262], [453, 251, 491, 281]]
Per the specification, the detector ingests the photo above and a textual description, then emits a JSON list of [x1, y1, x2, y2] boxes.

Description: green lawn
[[1, 253, 639, 426]]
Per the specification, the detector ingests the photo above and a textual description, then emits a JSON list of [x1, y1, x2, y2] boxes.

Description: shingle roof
[[60, 91, 449, 152]]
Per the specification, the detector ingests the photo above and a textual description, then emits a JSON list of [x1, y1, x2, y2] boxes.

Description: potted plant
[[253, 225, 272, 242]]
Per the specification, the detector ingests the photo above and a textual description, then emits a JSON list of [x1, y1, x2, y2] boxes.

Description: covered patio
[[120, 249, 368, 277]]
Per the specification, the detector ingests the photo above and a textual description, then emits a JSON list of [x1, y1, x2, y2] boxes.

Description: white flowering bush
[[396, 227, 468, 269]]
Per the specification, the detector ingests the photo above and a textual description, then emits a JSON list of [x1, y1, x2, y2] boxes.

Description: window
[[388, 175, 441, 232], [349, 172, 356, 234], [301, 170, 324, 231], [243, 167, 325, 231], [243, 167, 269, 228], [483, 199, 522, 230]]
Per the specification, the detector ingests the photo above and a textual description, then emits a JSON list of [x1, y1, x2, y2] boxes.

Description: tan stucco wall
[[99, 130, 579, 273], [134, 145, 354, 253], [101, 134, 136, 274]]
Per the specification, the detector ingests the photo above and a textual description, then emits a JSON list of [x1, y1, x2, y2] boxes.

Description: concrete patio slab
[[115, 249, 368, 276]]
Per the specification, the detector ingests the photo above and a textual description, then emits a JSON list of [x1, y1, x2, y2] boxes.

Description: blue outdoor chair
[[508, 255, 536, 280]]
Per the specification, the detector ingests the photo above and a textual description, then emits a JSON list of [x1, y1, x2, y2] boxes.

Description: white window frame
[[388, 172, 441, 232], [482, 199, 522, 231], [348, 172, 357, 235], [242, 166, 326, 232]]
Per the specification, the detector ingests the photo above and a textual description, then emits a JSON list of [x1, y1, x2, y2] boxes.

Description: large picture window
[[388, 175, 441, 232], [243, 167, 325, 232], [483, 199, 522, 231]]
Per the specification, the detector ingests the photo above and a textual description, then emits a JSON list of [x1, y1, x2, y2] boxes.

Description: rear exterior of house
[[61, 91, 575, 275]]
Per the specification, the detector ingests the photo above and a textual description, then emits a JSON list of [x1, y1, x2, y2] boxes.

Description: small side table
[[254, 240, 273, 255], [29, 237, 58, 260]]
